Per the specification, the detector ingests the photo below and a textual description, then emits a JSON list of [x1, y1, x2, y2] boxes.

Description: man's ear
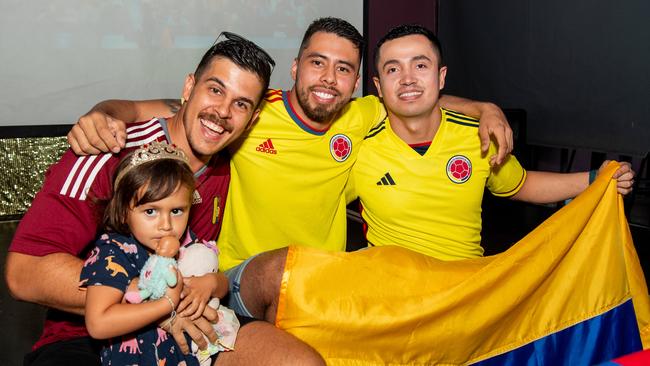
[[246, 109, 261, 130], [372, 76, 383, 98], [353, 73, 361, 93], [438, 66, 448, 90], [182, 73, 196, 102], [290, 58, 298, 81]]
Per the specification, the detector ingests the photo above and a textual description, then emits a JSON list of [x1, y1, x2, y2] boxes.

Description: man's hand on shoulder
[[67, 98, 179, 155], [477, 103, 513, 166], [438, 95, 513, 166], [68, 110, 126, 155]]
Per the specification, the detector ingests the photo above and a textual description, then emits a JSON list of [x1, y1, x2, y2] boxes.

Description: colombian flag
[[276, 162, 650, 365]]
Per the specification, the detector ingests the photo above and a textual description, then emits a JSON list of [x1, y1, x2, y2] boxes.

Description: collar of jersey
[[283, 91, 329, 136], [384, 114, 445, 158]]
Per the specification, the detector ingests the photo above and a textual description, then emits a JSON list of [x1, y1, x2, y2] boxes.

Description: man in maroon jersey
[[5, 35, 324, 366]]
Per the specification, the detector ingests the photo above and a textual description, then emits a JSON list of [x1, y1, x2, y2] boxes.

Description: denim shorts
[[223, 255, 258, 318]]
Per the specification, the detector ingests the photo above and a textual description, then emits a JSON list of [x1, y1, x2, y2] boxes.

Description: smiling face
[[180, 57, 263, 164], [374, 34, 447, 122], [290, 31, 361, 127], [126, 183, 192, 252]]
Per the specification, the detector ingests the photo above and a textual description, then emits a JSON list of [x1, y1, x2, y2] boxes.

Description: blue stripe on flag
[[474, 299, 642, 366]]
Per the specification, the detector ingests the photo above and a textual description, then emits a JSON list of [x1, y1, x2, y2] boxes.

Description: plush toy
[[177, 241, 240, 365], [126, 236, 239, 365], [125, 236, 179, 303]]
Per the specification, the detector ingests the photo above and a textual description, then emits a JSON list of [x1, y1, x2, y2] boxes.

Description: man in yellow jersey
[[347, 24, 635, 261], [67, 18, 514, 317]]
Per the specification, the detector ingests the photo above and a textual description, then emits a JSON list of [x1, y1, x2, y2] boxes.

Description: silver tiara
[[113, 141, 190, 189]]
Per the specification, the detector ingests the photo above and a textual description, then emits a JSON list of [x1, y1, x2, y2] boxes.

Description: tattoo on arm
[[163, 99, 182, 114]]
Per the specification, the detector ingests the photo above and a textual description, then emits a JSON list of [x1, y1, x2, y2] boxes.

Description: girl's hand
[[164, 267, 184, 309], [177, 273, 218, 320]]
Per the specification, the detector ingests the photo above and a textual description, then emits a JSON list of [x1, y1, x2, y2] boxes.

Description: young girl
[[80, 141, 229, 366]]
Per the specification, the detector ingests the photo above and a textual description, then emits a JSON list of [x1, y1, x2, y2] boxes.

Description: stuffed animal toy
[[177, 241, 240, 365], [126, 236, 239, 365], [124, 236, 179, 303]]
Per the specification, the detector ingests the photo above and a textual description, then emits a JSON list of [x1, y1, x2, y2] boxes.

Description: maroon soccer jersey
[[10, 118, 230, 349]]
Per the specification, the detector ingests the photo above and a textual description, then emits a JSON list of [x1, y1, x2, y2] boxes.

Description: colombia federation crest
[[446, 155, 472, 183], [330, 134, 352, 162]]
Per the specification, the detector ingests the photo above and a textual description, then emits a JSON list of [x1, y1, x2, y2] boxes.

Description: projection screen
[[0, 0, 363, 126]]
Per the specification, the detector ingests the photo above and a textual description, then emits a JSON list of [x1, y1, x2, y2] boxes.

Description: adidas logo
[[376, 172, 396, 186], [256, 139, 277, 154]]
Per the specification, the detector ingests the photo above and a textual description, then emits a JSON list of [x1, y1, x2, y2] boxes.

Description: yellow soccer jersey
[[349, 108, 526, 260], [218, 90, 385, 270]]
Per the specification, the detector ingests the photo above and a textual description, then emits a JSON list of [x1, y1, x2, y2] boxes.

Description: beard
[[295, 84, 347, 124]]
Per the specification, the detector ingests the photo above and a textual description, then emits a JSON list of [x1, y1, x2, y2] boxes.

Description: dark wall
[[438, 0, 650, 156], [0, 221, 47, 366], [363, 0, 438, 95]]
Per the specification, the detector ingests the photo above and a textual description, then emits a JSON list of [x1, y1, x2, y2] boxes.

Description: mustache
[[397, 87, 424, 94], [198, 112, 231, 130], [309, 85, 340, 96]]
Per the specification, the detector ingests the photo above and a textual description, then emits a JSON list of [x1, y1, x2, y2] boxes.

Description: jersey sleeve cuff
[[491, 169, 527, 198]]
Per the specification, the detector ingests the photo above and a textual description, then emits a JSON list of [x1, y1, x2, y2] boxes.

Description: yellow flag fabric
[[276, 162, 650, 365]]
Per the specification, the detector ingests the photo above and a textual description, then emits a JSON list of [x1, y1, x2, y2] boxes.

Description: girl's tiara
[[113, 141, 189, 189]]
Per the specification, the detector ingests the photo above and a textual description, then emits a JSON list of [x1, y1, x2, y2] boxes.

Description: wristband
[[589, 169, 598, 184], [163, 294, 176, 313], [161, 295, 177, 331]]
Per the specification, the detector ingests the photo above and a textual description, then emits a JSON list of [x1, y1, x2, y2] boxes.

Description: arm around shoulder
[[439, 95, 497, 118], [68, 98, 179, 155], [91, 98, 180, 123]]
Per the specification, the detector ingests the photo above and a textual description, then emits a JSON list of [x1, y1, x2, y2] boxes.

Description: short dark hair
[[103, 154, 195, 235], [375, 24, 444, 73], [298, 17, 364, 63], [194, 33, 275, 106]]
